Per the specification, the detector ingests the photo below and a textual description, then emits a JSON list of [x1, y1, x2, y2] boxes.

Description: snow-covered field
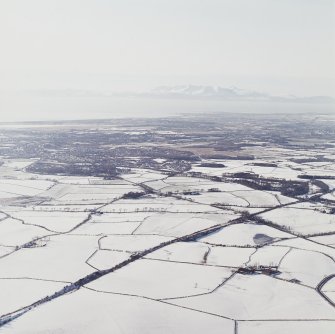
[[171, 274, 335, 320], [0, 157, 334, 333], [261, 203, 335, 235], [0, 289, 235, 334]]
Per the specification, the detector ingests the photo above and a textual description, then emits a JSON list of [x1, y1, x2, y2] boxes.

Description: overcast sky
[[0, 0, 334, 121]]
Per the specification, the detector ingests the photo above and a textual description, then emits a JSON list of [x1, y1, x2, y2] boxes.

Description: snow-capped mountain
[[150, 85, 269, 100], [148, 85, 334, 103]]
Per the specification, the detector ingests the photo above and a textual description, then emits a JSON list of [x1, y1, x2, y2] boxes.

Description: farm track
[[317, 274, 335, 308]]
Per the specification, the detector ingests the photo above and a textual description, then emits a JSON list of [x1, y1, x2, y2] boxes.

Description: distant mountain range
[[150, 85, 268, 99], [20, 85, 335, 103], [147, 85, 335, 103]]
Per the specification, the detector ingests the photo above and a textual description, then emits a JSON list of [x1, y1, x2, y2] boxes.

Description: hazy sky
[[0, 0, 334, 121]]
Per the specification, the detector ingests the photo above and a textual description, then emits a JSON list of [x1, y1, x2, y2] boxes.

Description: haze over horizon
[[0, 0, 334, 122]]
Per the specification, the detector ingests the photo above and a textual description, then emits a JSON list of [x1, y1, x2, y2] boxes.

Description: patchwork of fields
[[0, 152, 335, 333]]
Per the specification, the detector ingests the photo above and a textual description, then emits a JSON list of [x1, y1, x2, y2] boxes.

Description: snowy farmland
[[0, 153, 335, 334]]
